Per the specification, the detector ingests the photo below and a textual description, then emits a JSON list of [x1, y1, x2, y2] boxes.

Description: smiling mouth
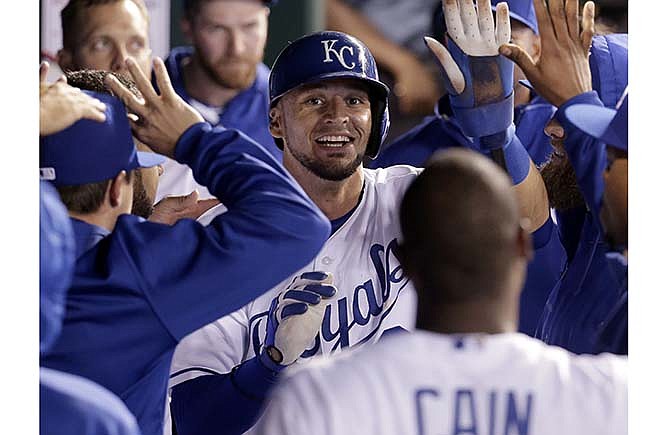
[[315, 135, 354, 148]]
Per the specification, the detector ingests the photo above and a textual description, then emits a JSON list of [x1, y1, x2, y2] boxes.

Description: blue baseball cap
[[564, 88, 628, 151], [492, 0, 539, 35], [40, 91, 165, 186]]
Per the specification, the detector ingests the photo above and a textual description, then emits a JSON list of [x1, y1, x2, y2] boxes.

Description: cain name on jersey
[[170, 166, 420, 386]]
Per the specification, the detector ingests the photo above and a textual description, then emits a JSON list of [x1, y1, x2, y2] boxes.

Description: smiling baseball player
[[167, 30, 419, 435]]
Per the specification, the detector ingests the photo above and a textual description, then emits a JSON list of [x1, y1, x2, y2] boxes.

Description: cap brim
[[137, 151, 166, 168], [564, 104, 617, 141]]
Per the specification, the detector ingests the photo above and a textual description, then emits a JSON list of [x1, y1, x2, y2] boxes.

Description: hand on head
[[39, 61, 108, 136], [499, 0, 595, 106], [105, 57, 205, 159]]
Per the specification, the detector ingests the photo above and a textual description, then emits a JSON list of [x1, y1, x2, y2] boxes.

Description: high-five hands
[[425, 0, 511, 105], [499, 0, 595, 107], [424, 0, 514, 142], [105, 57, 204, 159]]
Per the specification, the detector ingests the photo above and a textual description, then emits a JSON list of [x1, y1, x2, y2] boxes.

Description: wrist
[[258, 346, 286, 373]]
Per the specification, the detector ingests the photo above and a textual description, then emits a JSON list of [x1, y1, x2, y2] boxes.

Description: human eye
[[127, 38, 147, 55], [90, 37, 112, 52], [347, 95, 369, 106], [304, 97, 324, 106]]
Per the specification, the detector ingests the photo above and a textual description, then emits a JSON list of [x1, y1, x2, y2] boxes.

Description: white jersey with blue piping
[[254, 331, 628, 435], [169, 166, 420, 388]]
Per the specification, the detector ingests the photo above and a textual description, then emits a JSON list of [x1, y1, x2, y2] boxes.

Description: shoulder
[[363, 166, 422, 186], [40, 367, 140, 435]]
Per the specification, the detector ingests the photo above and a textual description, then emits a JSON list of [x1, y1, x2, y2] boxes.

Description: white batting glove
[[261, 272, 336, 369]]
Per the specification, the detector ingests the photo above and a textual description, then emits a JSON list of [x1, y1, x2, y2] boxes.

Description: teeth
[[316, 135, 351, 143]]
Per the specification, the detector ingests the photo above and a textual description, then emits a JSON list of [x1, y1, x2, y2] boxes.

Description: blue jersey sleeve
[[555, 91, 608, 232], [111, 123, 330, 340], [170, 355, 278, 435]]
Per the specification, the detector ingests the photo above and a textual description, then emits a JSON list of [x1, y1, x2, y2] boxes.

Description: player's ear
[[396, 242, 420, 285], [180, 17, 194, 43], [269, 106, 284, 139], [108, 171, 129, 208], [530, 34, 541, 63], [57, 49, 75, 73], [516, 219, 534, 262]]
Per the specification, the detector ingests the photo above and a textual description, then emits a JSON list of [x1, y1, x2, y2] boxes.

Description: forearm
[[555, 91, 607, 220], [171, 356, 281, 435]]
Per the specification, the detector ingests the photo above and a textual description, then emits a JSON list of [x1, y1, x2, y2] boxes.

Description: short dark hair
[[65, 69, 142, 98], [57, 172, 133, 214], [400, 149, 519, 304], [56, 69, 138, 214], [183, 0, 268, 21], [61, 0, 149, 51]]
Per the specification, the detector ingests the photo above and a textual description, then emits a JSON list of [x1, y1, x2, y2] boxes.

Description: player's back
[[255, 331, 627, 435]]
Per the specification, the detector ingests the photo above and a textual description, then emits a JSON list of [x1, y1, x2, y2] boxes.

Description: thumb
[[40, 61, 49, 83], [179, 190, 199, 207], [193, 198, 220, 217], [499, 43, 537, 78], [424, 36, 465, 95]]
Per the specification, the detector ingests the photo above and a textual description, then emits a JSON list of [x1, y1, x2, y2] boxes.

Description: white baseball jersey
[[254, 331, 628, 435], [169, 166, 419, 386]]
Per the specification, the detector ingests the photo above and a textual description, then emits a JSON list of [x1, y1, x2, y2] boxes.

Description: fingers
[[580, 1, 595, 54], [79, 99, 107, 123], [303, 284, 337, 298], [499, 43, 538, 79], [105, 74, 147, 118], [442, 0, 465, 42], [458, 0, 480, 40], [125, 57, 159, 106], [476, 0, 496, 45], [56, 74, 67, 84], [495, 2, 511, 46], [565, 0, 580, 40], [299, 271, 333, 283], [40, 61, 49, 82], [548, 0, 569, 39], [284, 290, 321, 305], [425, 37, 465, 95], [279, 303, 308, 319], [152, 57, 177, 100], [532, 0, 557, 44]]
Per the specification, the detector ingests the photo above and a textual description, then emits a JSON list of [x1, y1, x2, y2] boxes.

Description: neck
[[68, 210, 119, 232], [182, 55, 241, 107], [416, 280, 520, 335], [284, 158, 364, 220]]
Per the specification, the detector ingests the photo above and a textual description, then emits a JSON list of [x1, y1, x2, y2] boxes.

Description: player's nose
[[323, 97, 349, 125]]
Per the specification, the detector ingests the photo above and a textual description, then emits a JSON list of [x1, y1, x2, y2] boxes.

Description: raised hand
[[105, 57, 204, 159], [262, 272, 337, 369], [40, 61, 107, 136], [499, 0, 595, 107], [425, 0, 511, 104]]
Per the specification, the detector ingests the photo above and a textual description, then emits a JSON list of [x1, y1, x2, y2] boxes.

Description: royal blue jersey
[[41, 367, 141, 435], [536, 92, 627, 354], [369, 95, 565, 336], [41, 124, 330, 435], [164, 46, 281, 162]]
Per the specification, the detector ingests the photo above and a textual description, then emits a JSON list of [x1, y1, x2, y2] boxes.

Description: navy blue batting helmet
[[269, 31, 390, 158]]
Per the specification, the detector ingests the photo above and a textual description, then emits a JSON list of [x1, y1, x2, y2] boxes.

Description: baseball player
[[499, 0, 628, 354], [254, 148, 627, 435], [40, 57, 331, 435], [40, 84, 140, 435], [158, 0, 280, 201], [166, 5, 549, 431], [370, 0, 567, 337], [563, 89, 628, 354]]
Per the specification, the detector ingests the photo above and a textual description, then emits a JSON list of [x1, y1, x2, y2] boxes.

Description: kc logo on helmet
[[321, 40, 356, 70]]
